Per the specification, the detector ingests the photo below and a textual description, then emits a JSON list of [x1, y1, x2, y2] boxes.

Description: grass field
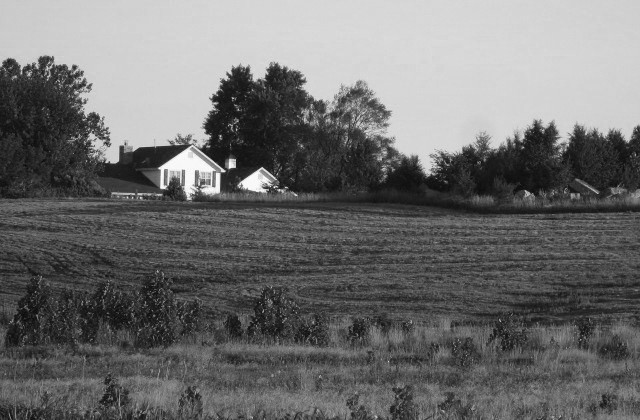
[[1, 198, 639, 322], [2, 198, 640, 418]]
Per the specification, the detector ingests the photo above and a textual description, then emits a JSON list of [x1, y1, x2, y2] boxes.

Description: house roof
[[97, 164, 163, 194], [220, 166, 276, 191], [132, 145, 191, 168], [569, 178, 600, 195], [131, 145, 225, 172]]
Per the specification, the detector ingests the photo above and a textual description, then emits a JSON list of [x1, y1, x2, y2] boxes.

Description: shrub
[[163, 177, 187, 201], [224, 313, 243, 338], [598, 334, 630, 360], [134, 270, 179, 348], [46, 290, 83, 346], [99, 373, 130, 408], [598, 393, 619, 414], [400, 319, 415, 335], [372, 313, 393, 334], [178, 299, 204, 336], [91, 281, 135, 331], [390, 385, 418, 420], [492, 177, 516, 204], [178, 385, 203, 418], [247, 286, 300, 340], [451, 337, 480, 368], [5, 276, 54, 347], [348, 317, 371, 345], [575, 317, 595, 349], [487, 313, 528, 352], [437, 392, 475, 419], [295, 313, 330, 346], [346, 392, 372, 420]]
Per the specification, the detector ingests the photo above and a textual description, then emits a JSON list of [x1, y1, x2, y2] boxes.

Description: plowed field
[[1, 199, 639, 322]]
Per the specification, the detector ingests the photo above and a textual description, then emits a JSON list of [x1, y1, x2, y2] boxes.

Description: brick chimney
[[119, 141, 133, 164]]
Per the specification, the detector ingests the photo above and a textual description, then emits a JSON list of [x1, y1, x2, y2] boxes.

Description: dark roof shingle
[[132, 145, 191, 168], [97, 164, 162, 194]]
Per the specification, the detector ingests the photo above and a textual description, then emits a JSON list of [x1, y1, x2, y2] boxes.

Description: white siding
[[156, 147, 224, 194], [239, 168, 277, 193]]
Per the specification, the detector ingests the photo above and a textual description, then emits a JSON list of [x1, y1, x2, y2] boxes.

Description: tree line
[[203, 64, 405, 192], [2, 55, 639, 198], [428, 120, 640, 197]]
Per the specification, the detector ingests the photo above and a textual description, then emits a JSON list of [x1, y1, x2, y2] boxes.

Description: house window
[[200, 171, 212, 186], [169, 170, 181, 183]]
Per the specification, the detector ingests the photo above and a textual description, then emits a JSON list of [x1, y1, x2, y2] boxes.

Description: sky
[[2, 1, 640, 167]]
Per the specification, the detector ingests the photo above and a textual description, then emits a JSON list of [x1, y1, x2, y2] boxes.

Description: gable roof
[[132, 145, 225, 172], [132, 145, 190, 168], [97, 164, 163, 194], [220, 167, 276, 191]]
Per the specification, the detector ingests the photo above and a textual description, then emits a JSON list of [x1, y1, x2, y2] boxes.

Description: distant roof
[[132, 145, 191, 168], [220, 166, 262, 191], [569, 178, 600, 195], [97, 164, 162, 194]]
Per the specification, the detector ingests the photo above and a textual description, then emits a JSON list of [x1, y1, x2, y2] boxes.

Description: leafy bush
[[400, 319, 414, 335], [390, 385, 418, 420], [99, 373, 130, 408], [348, 317, 371, 345], [487, 313, 528, 352], [224, 313, 243, 338], [247, 286, 300, 340], [598, 393, 619, 414], [295, 313, 330, 346], [178, 299, 204, 336], [92, 281, 135, 331], [372, 313, 393, 334], [178, 385, 203, 418], [134, 270, 179, 348], [575, 317, 595, 349], [598, 334, 630, 360], [46, 290, 83, 346], [163, 177, 187, 201], [451, 337, 480, 368], [437, 392, 476, 419], [492, 177, 516, 204], [346, 392, 372, 420], [5, 276, 54, 347]]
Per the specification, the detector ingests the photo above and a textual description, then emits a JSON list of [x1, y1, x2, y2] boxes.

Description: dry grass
[[3, 320, 640, 418]]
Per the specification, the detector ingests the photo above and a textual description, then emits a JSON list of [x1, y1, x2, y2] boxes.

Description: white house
[[98, 142, 226, 197], [219, 154, 278, 193]]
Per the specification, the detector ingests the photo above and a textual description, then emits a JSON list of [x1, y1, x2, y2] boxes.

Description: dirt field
[[1, 199, 639, 322]]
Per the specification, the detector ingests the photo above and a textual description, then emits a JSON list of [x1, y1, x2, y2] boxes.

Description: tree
[[329, 80, 398, 190], [623, 126, 640, 189], [204, 63, 312, 187], [203, 65, 255, 163], [168, 133, 200, 147], [384, 154, 427, 192], [0, 56, 110, 197], [244, 63, 312, 184], [520, 120, 569, 193], [564, 125, 621, 189]]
